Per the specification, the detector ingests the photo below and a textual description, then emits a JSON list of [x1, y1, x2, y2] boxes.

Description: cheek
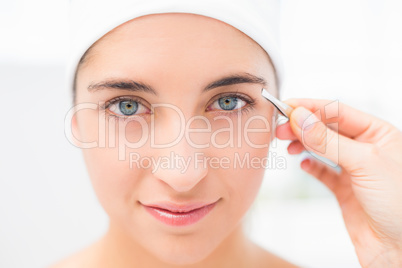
[[213, 146, 266, 216], [206, 113, 273, 221], [82, 147, 142, 218], [78, 114, 149, 218]]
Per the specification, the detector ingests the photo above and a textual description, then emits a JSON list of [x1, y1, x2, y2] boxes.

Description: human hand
[[276, 99, 402, 267]]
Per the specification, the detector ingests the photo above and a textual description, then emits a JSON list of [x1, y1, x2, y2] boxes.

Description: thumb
[[289, 106, 368, 171]]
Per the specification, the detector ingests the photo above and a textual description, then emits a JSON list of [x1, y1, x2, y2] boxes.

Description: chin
[[141, 234, 220, 265]]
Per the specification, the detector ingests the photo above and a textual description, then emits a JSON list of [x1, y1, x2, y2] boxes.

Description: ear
[[65, 105, 83, 148], [71, 113, 82, 147]]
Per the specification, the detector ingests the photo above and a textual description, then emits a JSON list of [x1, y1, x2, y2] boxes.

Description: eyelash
[[207, 92, 256, 117], [100, 96, 149, 119], [100, 92, 256, 119]]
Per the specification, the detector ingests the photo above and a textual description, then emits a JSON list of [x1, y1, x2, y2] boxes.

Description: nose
[[151, 112, 209, 192]]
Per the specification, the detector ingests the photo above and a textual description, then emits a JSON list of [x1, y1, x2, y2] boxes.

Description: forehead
[[77, 13, 275, 93], [94, 13, 265, 53]]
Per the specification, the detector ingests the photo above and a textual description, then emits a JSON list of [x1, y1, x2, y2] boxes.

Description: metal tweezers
[[261, 88, 294, 119], [262, 88, 341, 168]]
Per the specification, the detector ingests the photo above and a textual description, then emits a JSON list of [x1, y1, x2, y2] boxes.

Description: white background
[[0, 0, 401, 267]]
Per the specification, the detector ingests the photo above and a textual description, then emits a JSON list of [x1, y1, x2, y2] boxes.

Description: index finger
[[283, 98, 386, 140]]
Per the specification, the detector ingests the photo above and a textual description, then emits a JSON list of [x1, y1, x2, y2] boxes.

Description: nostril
[[152, 152, 208, 193]]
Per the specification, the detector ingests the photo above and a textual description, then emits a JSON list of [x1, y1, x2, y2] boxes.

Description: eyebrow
[[87, 72, 268, 95]]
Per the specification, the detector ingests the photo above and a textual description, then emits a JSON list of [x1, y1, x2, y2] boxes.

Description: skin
[[278, 101, 402, 267], [54, 11, 402, 268], [52, 13, 298, 268]]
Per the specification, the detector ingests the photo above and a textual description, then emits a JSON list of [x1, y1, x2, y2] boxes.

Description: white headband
[[67, 0, 283, 98]]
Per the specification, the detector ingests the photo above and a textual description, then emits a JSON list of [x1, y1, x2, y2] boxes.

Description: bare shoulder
[[48, 241, 100, 268], [248, 241, 300, 268]]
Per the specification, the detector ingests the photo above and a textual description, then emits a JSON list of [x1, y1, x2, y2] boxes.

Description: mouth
[[140, 199, 219, 227]]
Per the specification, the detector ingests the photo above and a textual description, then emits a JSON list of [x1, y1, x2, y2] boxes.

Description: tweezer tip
[[260, 87, 293, 119]]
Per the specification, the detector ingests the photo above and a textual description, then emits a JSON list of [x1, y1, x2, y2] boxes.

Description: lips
[[140, 200, 219, 226]]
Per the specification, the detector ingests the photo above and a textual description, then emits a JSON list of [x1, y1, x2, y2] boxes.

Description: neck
[[94, 220, 255, 268]]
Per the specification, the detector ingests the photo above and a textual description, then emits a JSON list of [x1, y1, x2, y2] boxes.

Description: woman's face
[[73, 13, 277, 265]]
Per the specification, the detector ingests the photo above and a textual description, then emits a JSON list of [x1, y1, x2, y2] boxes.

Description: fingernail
[[300, 158, 311, 171], [296, 107, 319, 131], [299, 152, 313, 170]]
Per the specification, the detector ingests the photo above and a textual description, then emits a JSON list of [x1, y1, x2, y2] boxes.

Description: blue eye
[[218, 96, 238, 110], [119, 100, 138, 115], [106, 98, 149, 117], [209, 95, 247, 112]]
